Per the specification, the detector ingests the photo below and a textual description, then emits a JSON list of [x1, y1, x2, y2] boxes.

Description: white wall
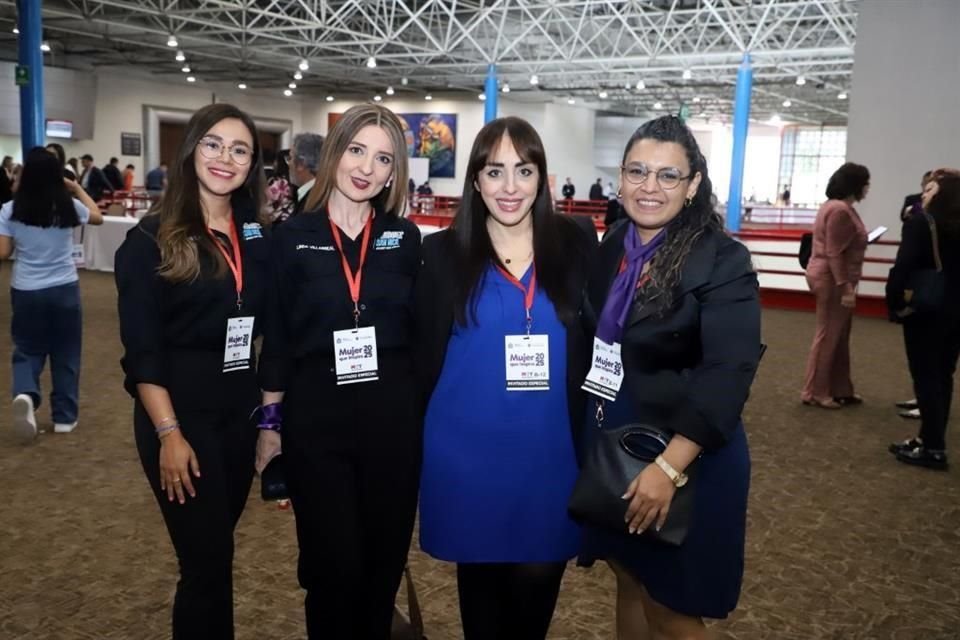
[[846, 0, 960, 238]]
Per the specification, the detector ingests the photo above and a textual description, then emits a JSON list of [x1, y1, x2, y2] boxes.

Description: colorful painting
[[398, 113, 457, 178], [327, 111, 457, 178]]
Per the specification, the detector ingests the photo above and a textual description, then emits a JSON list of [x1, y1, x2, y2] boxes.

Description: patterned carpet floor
[[0, 270, 958, 640]]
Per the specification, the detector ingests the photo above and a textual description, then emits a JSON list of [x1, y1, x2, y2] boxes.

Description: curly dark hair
[[621, 115, 723, 313], [825, 162, 870, 201]]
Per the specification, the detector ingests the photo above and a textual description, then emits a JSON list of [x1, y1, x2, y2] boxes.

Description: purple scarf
[[595, 227, 665, 344]]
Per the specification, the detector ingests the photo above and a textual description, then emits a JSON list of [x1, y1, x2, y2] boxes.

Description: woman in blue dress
[[415, 117, 595, 639], [579, 115, 761, 638]]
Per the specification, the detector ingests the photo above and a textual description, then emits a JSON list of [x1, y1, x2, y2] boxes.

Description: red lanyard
[[329, 213, 374, 327], [495, 264, 537, 334], [206, 215, 243, 310]]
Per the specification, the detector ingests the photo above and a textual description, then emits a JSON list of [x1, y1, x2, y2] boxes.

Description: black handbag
[[260, 454, 288, 501], [568, 402, 698, 546], [887, 213, 945, 316]]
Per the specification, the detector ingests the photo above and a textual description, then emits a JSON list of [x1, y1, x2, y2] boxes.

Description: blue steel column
[[484, 64, 498, 123], [725, 54, 752, 233], [18, 0, 45, 156]]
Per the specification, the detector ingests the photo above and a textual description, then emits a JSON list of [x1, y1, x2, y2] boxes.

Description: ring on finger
[[173, 478, 182, 483]]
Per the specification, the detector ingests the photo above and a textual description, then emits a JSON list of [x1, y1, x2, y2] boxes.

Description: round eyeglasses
[[197, 136, 252, 165], [621, 163, 692, 190]]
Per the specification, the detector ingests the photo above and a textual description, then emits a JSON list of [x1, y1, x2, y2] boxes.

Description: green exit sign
[[14, 65, 29, 86]]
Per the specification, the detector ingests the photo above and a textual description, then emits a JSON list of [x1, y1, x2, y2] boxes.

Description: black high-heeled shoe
[[834, 395, 863, 406]]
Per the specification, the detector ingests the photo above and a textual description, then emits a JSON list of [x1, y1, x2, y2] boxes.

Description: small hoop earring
[[616, 189, 622, 199], [684, 196, 694, 207], [386, 180, 392, 189]]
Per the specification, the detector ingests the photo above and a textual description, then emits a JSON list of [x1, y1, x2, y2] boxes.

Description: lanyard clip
[[525, 310, 532, 336], [353, 302, 360, 329], [595, 400, 605, 429], [236, 295, 243, 312]]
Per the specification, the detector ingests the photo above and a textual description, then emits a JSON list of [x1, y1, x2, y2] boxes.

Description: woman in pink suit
[[802, 163, 870, 409]]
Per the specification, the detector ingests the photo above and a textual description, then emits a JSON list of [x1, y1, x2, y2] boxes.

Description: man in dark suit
[[561, 177, 576, 200], [79, 154, 111, 201], [589, 178, 604, 200], [103, 157, 125, 191]]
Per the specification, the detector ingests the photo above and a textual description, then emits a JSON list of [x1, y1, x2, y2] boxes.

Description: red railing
[[97, 189, 158, 216]]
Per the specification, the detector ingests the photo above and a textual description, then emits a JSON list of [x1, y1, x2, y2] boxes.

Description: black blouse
[[258, 207, 421, 391], [115, 207, 271, 407]]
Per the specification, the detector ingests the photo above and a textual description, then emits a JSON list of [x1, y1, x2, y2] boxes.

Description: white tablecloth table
[[80, 216, 139, 272]]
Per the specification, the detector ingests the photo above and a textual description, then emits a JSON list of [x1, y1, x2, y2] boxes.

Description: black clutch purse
[[568, 420, 698, 546], [260, 454, 288, 502]]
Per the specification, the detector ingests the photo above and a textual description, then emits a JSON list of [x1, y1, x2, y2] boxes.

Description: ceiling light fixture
[[782, 99, 792, 107], [796, 75, 806, 86], [167, 35, 178, 48], [768, 114, 783, 126], [175, 50, 185, 62], [40, 41, 51, 52], [373, 94, 382, 102], [567, 97, 575, 105], [181, 65, 191, 73], [186, 76, 196, 83], [401, 77, 408, 85], [424, 94, 433, 101], [530, 74, 539, 85], [682, 68, 692, 80], [293, 71, 303, 80], [693, 96, 701, 103], [298, 59, 309, 71], [366, 56, 377, 69], [326, 95, 334, 102], [12, 27, 19, 35], [288, 82, 297, 89], [386, 86, 395, 95], [283, 88, 293, 97], [501, 83, 510, 93], [238, 82, 247, 90], [636, 80, 645, 90], [598, 90, 608, 99], [838, 92, 848, 100], [479, 93, 486, 101], [653, 101, 663, 109]]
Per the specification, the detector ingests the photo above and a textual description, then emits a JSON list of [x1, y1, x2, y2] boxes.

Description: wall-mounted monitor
[[46, 119, 73, 139]]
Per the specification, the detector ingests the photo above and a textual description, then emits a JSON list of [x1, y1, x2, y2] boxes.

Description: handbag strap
[[924, 212, 943, 273], [403, 565, 424, 636]]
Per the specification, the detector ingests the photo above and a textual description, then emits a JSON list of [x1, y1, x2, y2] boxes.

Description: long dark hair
[[622, 116, 723, 313], [153, 103, 266, 282], [451, 116, 579, 326], [12, 147, 79, 228], [926, 169, 960, 233]]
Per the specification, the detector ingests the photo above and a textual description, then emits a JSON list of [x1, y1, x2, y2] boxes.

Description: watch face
[[676, 475, 688, 488]]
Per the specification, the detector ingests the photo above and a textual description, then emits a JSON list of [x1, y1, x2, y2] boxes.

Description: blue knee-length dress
[[420, 265, 581, 563]]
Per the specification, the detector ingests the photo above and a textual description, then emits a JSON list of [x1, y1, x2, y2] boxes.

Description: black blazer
[[415, 217, 596, 450], [587, 223, 761, 451], [886, 213, 960, 315]]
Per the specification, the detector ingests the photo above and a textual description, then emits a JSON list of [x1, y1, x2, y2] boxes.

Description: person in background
[[0, 155, 13, 203], [417, 180, 433, 196], [416, 117, 594, 639], [115, 103, 270, 639], [589, 178, 604, 200], [79, 154, 111, 201], [145, 162, 168, 196], [103, 157, 125, 191], [123, 164, 136, 192], [887, 169, 960, 470], [265, 149, 295, 224], [562, 176, 576, 200], [899, 171, 933, 223], [580, 115, 760, 639], [0, 147, 103, 443], [801, 163, 870, 409], [782, 185, 792, 206], [45, 144, 75, 181], [288, 133, 324, 215], [257, 104, 420, 638]]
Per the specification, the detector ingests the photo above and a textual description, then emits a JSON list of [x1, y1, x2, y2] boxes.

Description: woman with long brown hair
[[257, 104, 420, 638], [115, 103, 269, 639]]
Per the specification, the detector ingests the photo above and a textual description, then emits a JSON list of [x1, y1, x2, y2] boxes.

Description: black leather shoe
[[889, 437, 923, 455], [896, 446, 948, 471], [834, 395, 863, 406]]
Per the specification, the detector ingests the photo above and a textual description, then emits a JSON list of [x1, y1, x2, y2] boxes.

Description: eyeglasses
[[621, 163, 692, 190], [197, 137, 252, 165]]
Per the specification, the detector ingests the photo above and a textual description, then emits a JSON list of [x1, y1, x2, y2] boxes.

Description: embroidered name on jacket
[[374, 230, 404, 250], [296, 244, 335, 251], [242, 222, 263, 240]]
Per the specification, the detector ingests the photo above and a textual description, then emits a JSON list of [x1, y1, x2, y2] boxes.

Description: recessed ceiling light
[[326, 95, 334, 102], [293, 71, 303, 80], [530, 74, 539, 85], [386, 86, 395, 96], [796, 75, 806, 86], [283, 88, 293, 97], [182, 66, 191, 73], [288, 82, 297, 89], [237, 82, 247, 90], [373, 94, 382, 102], [838, 92, 848, 100], [598, 90, 608, 99], [424, 94, 433, 101], [782, 99, 792, 107], [501, 83, 510, 93], [366, 56, 377, 69], [175, 50, 185, 62], [654, 101, 663, 109], [298, 59, 309, 71], [167, 35, 178, 48], [636, 80, 645, 90], [186, 76, 196, 83], [40, 41, 51, 52]]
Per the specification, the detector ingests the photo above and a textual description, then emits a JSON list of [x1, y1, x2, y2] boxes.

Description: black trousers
[[457, 562, 567, 640], [134, 399, 257, 640], [283, 356, 422, 639], [903, 312, 960, 450]]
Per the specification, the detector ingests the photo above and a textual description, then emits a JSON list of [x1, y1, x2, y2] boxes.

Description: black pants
[[903, 312, 960, 450], [134, 400, 257, 640], [457, 562, 567, 640], [283, 357, 422, 639]]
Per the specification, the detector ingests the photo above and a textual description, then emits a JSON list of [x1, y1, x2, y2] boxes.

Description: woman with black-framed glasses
[[577, 116, 760, 639]]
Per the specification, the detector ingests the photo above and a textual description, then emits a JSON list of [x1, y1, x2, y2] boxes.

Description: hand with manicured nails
[[159, 430, 201, 504], [255, 430, 282, 475], [622, 464, 676, 535]]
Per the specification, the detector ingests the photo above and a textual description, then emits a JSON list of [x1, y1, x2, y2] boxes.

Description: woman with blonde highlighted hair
[[258, 104, 421, 638]]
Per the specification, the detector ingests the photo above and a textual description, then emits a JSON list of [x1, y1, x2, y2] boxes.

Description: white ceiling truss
[[0, 0, 858, 124]]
